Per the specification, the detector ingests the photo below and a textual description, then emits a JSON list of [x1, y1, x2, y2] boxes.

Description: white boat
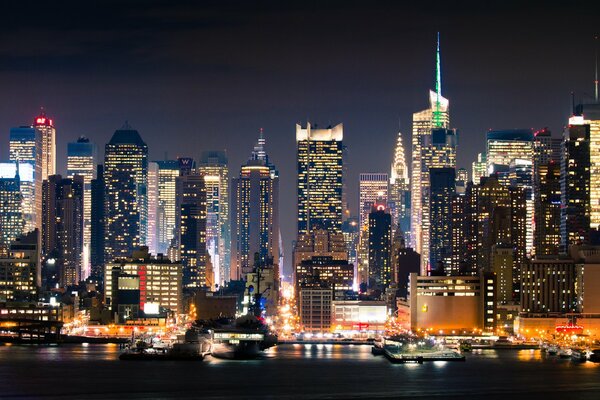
[[547, 345, 558, 355], [571, 348, 588, 362], [558, 347, 572, 358]]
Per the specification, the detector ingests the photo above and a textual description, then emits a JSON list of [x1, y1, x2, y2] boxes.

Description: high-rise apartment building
[[561, 117, 591, 251], [411, 35, 450, 273], [296, 123, 343, 237], [42, 175, 84, 286], [198, 151, 230, 286], [231, 134, 279, 281], [67, 136, 97, 279], [9, 126, 41, 231], [104, 125, 148, 262]]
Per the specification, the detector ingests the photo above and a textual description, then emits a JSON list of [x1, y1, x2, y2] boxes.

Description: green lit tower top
[[432, 32, 444, 128]]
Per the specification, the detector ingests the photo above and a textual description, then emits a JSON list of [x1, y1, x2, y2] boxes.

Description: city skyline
[[0, 2, 599, 275]]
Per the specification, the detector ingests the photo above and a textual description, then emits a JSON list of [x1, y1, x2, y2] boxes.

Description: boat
[[382, 335, 465, 364], [558, 347, 572, 359], [119, 328, 209, 361], [589, 349, 600, 363], [571, 348, 588, 362], [547, 345, 558, 355], [459, 340, 473, 352], [372, 337, 385, 355], [211, 315, 277, 359]]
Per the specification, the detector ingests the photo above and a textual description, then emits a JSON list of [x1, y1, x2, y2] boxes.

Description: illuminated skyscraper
[[33, 110, 56, 182], [486, 129, 534, 255], [389, 130, 410, 242], [358, 173, 388, 284], [411, 34, 451, 274], [0, 173, 23, 256], [42, 175, 84, 286], [534, 162, 561, 256], [90, 165, 105, 282], [147, 162, 159, 255], [472, 152, 487, 185], [198, 151, 230, 286], [155, 160, 179, 255], [104, 125, 148, 262], [175, 173, 207, 288], [561, 117, 591, 250], [67, 136, 97, 279], [296, 123, 343, 237], [231, 134, 279, 281], [575, 103, 600, 229], [0, 162, 33, 237], [368, 201, 392, 291], [429, 167, 455, 272], [9, 126, 41, 231]]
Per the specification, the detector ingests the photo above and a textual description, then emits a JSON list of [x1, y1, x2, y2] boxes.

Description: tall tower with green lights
[[410, 33, 454, 275]]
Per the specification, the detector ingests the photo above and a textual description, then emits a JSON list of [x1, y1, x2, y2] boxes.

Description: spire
[[432, 32, 444, 128], [251, 128, 267, 162], [436, 31, 442, 97]]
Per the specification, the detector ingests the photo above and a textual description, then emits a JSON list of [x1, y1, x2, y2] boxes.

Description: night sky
[[0, 1, 598, 276]]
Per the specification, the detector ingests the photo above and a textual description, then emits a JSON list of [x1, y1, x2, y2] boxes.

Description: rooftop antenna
[[571, 91, 576, 115]]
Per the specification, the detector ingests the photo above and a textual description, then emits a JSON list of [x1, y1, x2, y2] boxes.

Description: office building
[[368, 202, 392, 291], [296, 123, 343, 236], [429, 167, 455, 272], [390, 130, 410, 239], [147, 162, 159, 255], [293, 228, 348, 286], [198, 151, 230, 286], [534, 162, 561, 256], [486, 129, 534, 173], [411, 34, 450, 271], [104, 125, 148, 262], [90, 165, 105, 282], [104, 248, 183, 314], [231, 134, 279, 280], [155, 160, 179, 255], [298, 287, 333, 333], [560, 119, 591, 251], [521, 257, 578, 314], [404, 272, 496, 333], [576, 103, 600, 229], [175, 173, 207, 288], [9, 126, 41, 231], [67, 136, 98, 279], [0, 173, 23, 255], [341, 217, 359, 268], [0, 230, 39, 301], [393, 247, 421, 299], [42, 175, 84, 286], [471, 152, 486, 185], [296, 256, 354, 300], [33, 110, 56, 181]]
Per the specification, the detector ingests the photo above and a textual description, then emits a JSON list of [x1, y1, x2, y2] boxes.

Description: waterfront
[[0, 344, 599, 399]]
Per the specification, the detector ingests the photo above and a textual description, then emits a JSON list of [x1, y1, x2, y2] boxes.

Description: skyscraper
[[575, 103, 600, 229], [231, 134, 279, 281], [368, 201, 392, 292], [175, 173, 207, 288], [389, 130, 410, 242], [155, 160, 179, 255], [534, 162, 561, 256], [42, 175, 84, 286], [296, 123, 343, 237], [147, 162, 159, 255], [411, 34, 451, 274], [561, 117, 591, 250], [471, 152, 487, 185], [9, 126, 41, 232], [104, 125, 148, 261], [198, 151, 230, 286], [0, 173, 23, 256], [90, 165, 105, 282], [67, 136, 98, 279], [358, 173, 388, 284], [0, 230, 39, 301], [33, 110, 56, 182], [429, 167, 456, 272]]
